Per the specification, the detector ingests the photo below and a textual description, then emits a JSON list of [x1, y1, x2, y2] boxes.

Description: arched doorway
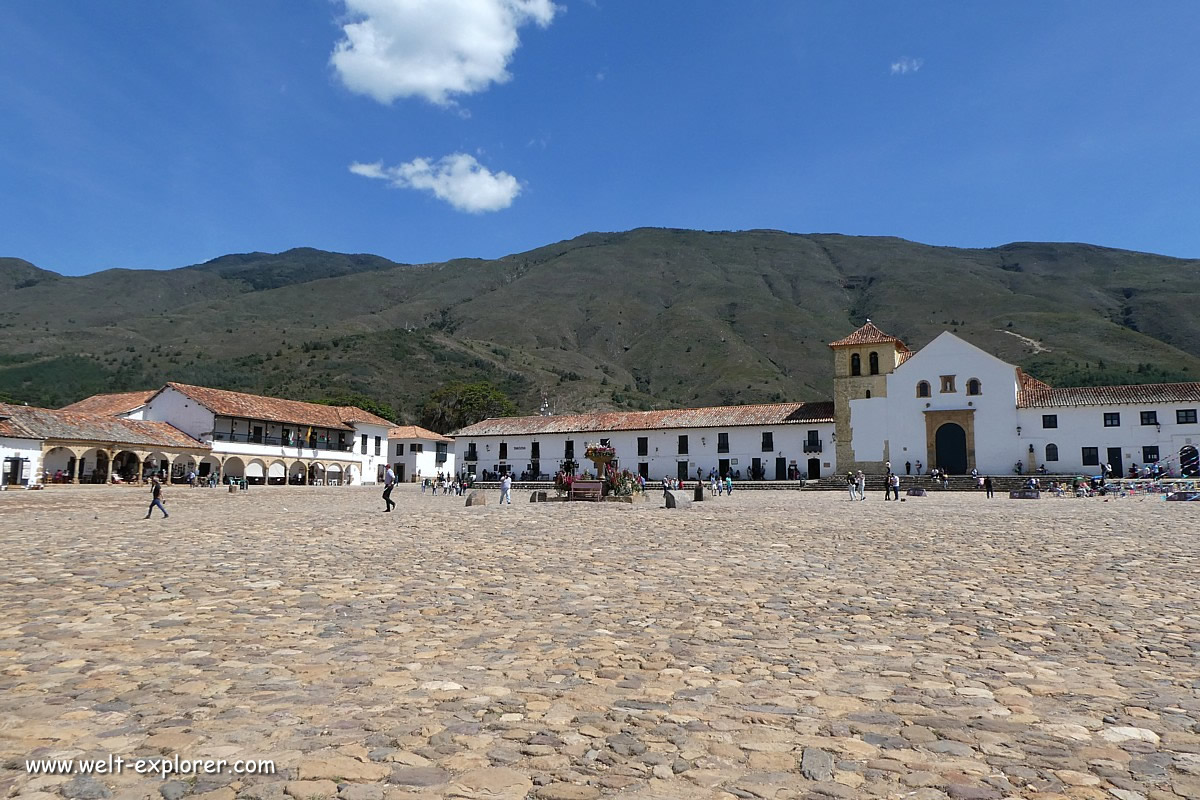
[[807, 457, 821, 480], [326, 463, 343, 486], [199, 455, 222, 483], [1182, 446, 1199, 478], [289, 461, 307, 485], [77, 448, 109, 483], [267, 460, 287, 485], [223, 457, 246, 484], [144, 452, 171, 482], [113, 451, 141, 483], [43, 447, 76, 482], [245, 459, 266, 485], [934, 423, 968, 474]]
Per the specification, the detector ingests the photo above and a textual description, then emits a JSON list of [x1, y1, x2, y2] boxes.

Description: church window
[[916, 381, 931, 398], [966, 378, 981, 396], [850, 353, 861, 376], [865, 390, 871, 399], [940, 375, 956, 393], [869, 351, 879, 375], [1045, 443, 1059, 462]]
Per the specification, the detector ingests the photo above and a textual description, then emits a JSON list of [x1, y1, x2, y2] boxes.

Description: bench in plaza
[[570, 480, 603, 501]]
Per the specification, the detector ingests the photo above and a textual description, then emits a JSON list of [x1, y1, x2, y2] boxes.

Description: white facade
[[1015, 403, 1200, 477], [1, 436, 41, 486], [387, 436, 456, 482], [839, 331, 1200, 477], [457, 422, 837, 481], [141, 386, 391, 486]]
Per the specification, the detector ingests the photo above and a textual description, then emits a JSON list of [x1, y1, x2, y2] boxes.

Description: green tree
[[420, 381, 517, 433]]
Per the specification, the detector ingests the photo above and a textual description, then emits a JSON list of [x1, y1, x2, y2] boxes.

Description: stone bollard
[[664, 489, 692, 509], [693, 482, 704, 502], [466, 490, 487, 507]]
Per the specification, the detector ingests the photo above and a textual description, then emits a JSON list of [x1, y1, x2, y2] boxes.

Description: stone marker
[[465, 490, 487, 507], [906, 488, 927, 496], [1009, 489, 1040, 499], [693, 482, 704, 501], [664, 490, 691, 509], [529, 491, 548, 502]]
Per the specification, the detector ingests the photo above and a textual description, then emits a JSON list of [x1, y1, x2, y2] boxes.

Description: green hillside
[[1, 229, 1197, 429]]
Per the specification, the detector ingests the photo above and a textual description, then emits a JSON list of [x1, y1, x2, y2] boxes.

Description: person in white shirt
[[500, 474, 513, 505], [382, 466, 396, 512]]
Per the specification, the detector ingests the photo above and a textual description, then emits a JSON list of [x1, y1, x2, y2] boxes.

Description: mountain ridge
[[1, 228, 1197, 428]]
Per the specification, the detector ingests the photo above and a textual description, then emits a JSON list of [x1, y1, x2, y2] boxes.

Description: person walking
[[984, 475, 994, 499], [855, 470, 866, 501], [144, 477, 168, 519], [500, 473, 513, 505], [382, 465, 396, 512], [845, 471, 856, 500], [888, 472, 900, 500]]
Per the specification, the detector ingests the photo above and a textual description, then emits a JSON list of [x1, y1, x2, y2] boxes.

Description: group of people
[[419, 471, 471, 496], [707, 469, 735, 495], [845, 462, 997, 500]]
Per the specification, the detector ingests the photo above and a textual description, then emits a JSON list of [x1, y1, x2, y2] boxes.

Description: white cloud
[[890, 56, 923, 75], [350, 153, 522, 212], [331, 0, 559, 106]]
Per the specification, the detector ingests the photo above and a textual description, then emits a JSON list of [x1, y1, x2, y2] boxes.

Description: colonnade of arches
[[37, 444, 358, 485]]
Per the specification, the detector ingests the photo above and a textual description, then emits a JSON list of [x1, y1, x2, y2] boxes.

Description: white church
[[453, 322, 1200, 480]]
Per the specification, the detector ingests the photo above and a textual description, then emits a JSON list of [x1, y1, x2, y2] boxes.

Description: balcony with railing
[[211, 431, 353, 452], [803, 440, 823, 453]]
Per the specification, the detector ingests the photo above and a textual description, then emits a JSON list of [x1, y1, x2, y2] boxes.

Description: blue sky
[[3, 1, 1199, 275]]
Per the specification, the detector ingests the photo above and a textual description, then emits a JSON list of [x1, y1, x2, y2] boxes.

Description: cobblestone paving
[[1, 485, 1198, 800]]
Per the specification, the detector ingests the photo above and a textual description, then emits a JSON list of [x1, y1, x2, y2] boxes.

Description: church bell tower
[[828, 320, 910, 472]]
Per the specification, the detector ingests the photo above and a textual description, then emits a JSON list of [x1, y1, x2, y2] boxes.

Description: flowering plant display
[[553, 471, 575, 496], [584, 444, 617, 461], [604, 465, 643, 496]]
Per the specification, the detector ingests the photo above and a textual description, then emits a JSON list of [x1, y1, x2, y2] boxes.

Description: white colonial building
[[136, 383, 394, 485], [830, 323, 1200, 477], [1, 401, 208, 487], [452, 322, 1200, 481], [452, 403, 836, 481], [16, 383, 396, 487], [387, 425, 455, 482]]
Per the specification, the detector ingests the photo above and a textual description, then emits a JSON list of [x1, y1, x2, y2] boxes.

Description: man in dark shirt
[[145, 477, 168, 519]]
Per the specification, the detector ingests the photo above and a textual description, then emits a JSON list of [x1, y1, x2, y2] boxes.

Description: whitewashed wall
[[1015, 403, 1200, 476], [141, 387, 216, 438], [355, 423, 391, 485], [873, 334, 1021, 474], [387, 437, 456, 482], [457, 423, 836, 480], [1, 437, 41, 486]]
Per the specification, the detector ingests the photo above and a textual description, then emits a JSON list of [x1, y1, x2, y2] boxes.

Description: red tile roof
[[452, 401, 835, 437], [160, 383, 392, 429], [1018, 381, 1200, 408], [829, 321, 910, 350], [60, 390, 156, 416], [0, 403, 208, 449], [388, 425, 454, 443]]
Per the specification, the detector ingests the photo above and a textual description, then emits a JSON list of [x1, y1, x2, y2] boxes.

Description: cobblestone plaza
[[1, 487, 1198, 799]]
